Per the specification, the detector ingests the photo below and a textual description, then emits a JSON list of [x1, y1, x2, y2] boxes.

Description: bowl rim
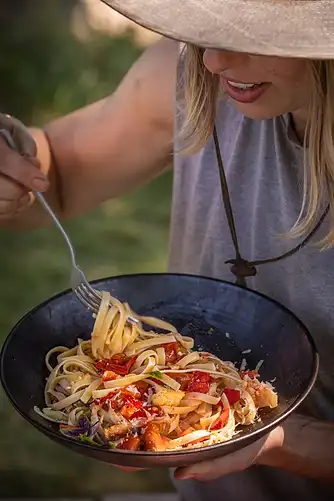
[[0, 272, 319, 458]]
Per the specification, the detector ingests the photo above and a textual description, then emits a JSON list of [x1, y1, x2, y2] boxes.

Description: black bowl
[[0, 273, 318, 468]]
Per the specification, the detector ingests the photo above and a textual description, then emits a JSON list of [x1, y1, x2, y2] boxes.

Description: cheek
[[264, 59, 310, 87], [264, 60, 311, 102]]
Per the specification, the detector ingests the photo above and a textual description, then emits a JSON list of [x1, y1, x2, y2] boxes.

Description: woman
[[0, 0, 333, 499]]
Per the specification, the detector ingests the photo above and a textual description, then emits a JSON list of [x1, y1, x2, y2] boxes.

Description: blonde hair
[[180, 44, 334, 247]]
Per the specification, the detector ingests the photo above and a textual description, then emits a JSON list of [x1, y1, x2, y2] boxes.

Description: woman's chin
[[229, 98, 285, 121]]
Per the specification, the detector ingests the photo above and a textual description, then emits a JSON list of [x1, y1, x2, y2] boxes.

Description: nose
[[203, 49, 248, 74]]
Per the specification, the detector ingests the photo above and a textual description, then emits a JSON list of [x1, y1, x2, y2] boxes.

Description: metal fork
[[0, 125, 137, 323]]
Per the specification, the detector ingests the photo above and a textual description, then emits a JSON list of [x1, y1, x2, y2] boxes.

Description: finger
[[0, 113, 37, 157], [0, 173, 27, 201], [175, 452, 248, 482], [0, 199, 19, 215], [175, 435, 268, 482], [0, 194, 30, 216], [0, 137, 49, 192], [110, 465, 147, 472]]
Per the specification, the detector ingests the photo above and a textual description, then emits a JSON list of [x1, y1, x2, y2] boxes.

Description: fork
[[0, 123, 137, 324]]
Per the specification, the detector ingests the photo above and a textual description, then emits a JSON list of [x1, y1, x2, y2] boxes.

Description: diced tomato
[[223, 388, 241, 405], [130, 408, 147, 420], [134, 381, 149, 399], [164, 342, 179, 364], [120, 395, 143, 419], [120, 387, 141, 400], [144, 422, 167, 451], [187, 371, 211, 394], [211, 408, 229, 430], [102, 370, 119, 382], [93, 391, 117, 406], [122, 395, 142, 407], [170, 373, 193, 391], [96, 355, 137, 376], [240, 370, 259, 379], [117, 436, 141, 451]]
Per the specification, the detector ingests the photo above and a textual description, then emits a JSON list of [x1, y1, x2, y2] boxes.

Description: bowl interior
[[0, 273, 318, 466]]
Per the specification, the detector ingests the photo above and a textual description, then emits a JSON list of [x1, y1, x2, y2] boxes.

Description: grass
[[0, 172, 173, 497]]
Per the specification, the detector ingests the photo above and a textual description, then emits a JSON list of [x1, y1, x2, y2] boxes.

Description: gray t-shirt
[[168, 96, 334, 499]]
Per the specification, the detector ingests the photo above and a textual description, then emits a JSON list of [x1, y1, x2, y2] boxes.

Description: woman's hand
[[0, 114, 49, 220], [174, 426, 284, 482], [110, 427, 283, 477]]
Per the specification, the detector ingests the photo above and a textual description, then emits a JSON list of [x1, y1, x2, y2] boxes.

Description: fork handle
[[34, 192, 77, 264]]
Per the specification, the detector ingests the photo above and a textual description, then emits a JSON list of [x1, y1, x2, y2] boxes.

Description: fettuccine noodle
[[35, 291, 278, 451]]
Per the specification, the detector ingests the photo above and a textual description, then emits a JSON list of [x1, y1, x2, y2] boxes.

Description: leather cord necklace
[[213, 126, 330, 287]]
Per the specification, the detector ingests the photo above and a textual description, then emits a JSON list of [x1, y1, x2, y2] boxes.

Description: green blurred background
[[0, 1, 173, 496]]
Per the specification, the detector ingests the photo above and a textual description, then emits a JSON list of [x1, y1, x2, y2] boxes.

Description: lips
[[222, 78, 270, 104]]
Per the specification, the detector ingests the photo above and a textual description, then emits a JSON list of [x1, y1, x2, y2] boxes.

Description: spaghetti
[[35, 291, 278, 452]]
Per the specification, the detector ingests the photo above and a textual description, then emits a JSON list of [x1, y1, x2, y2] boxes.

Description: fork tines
[[75, 283, 101, 314], [74, 283, 138, 325]]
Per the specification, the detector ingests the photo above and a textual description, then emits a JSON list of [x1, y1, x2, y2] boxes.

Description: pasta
[[35, 291, 278, 452]]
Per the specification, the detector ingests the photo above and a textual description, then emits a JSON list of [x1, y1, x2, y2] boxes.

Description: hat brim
[[102, 0, 334, 59]]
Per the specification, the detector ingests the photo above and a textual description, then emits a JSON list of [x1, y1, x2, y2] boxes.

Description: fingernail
[[176, 473, 197, 481], [32, 177, 48, 191]]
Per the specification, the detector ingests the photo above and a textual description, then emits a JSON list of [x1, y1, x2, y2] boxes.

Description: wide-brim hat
[[102, 0, 334, 59]]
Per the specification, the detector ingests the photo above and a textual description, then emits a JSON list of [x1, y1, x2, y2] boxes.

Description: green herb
[[149, 370, 163, 380], [79, 434, 97, 446], [109, 442, 117, 449]]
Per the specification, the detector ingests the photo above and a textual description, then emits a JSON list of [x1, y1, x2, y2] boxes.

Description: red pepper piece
[[211, 408, 229, 430], [223, 388, 241, 405], [123, 355, 137, 373], [93, 391, 117, 406]]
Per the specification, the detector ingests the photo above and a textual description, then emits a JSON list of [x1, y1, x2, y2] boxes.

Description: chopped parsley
[[149, 370, 163, 380], [79, 434, 98, 446]]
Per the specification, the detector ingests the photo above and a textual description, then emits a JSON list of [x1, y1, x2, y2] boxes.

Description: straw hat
[[102, 1, 334, 59]]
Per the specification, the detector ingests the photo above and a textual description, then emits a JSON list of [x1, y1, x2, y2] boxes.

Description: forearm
[[0, 39, 176, 231], [259, 414, 334, 482]]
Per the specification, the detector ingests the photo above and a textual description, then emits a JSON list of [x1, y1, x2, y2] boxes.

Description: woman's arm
[[0, 37, 178, 229], [258, 413, 334, 481]]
